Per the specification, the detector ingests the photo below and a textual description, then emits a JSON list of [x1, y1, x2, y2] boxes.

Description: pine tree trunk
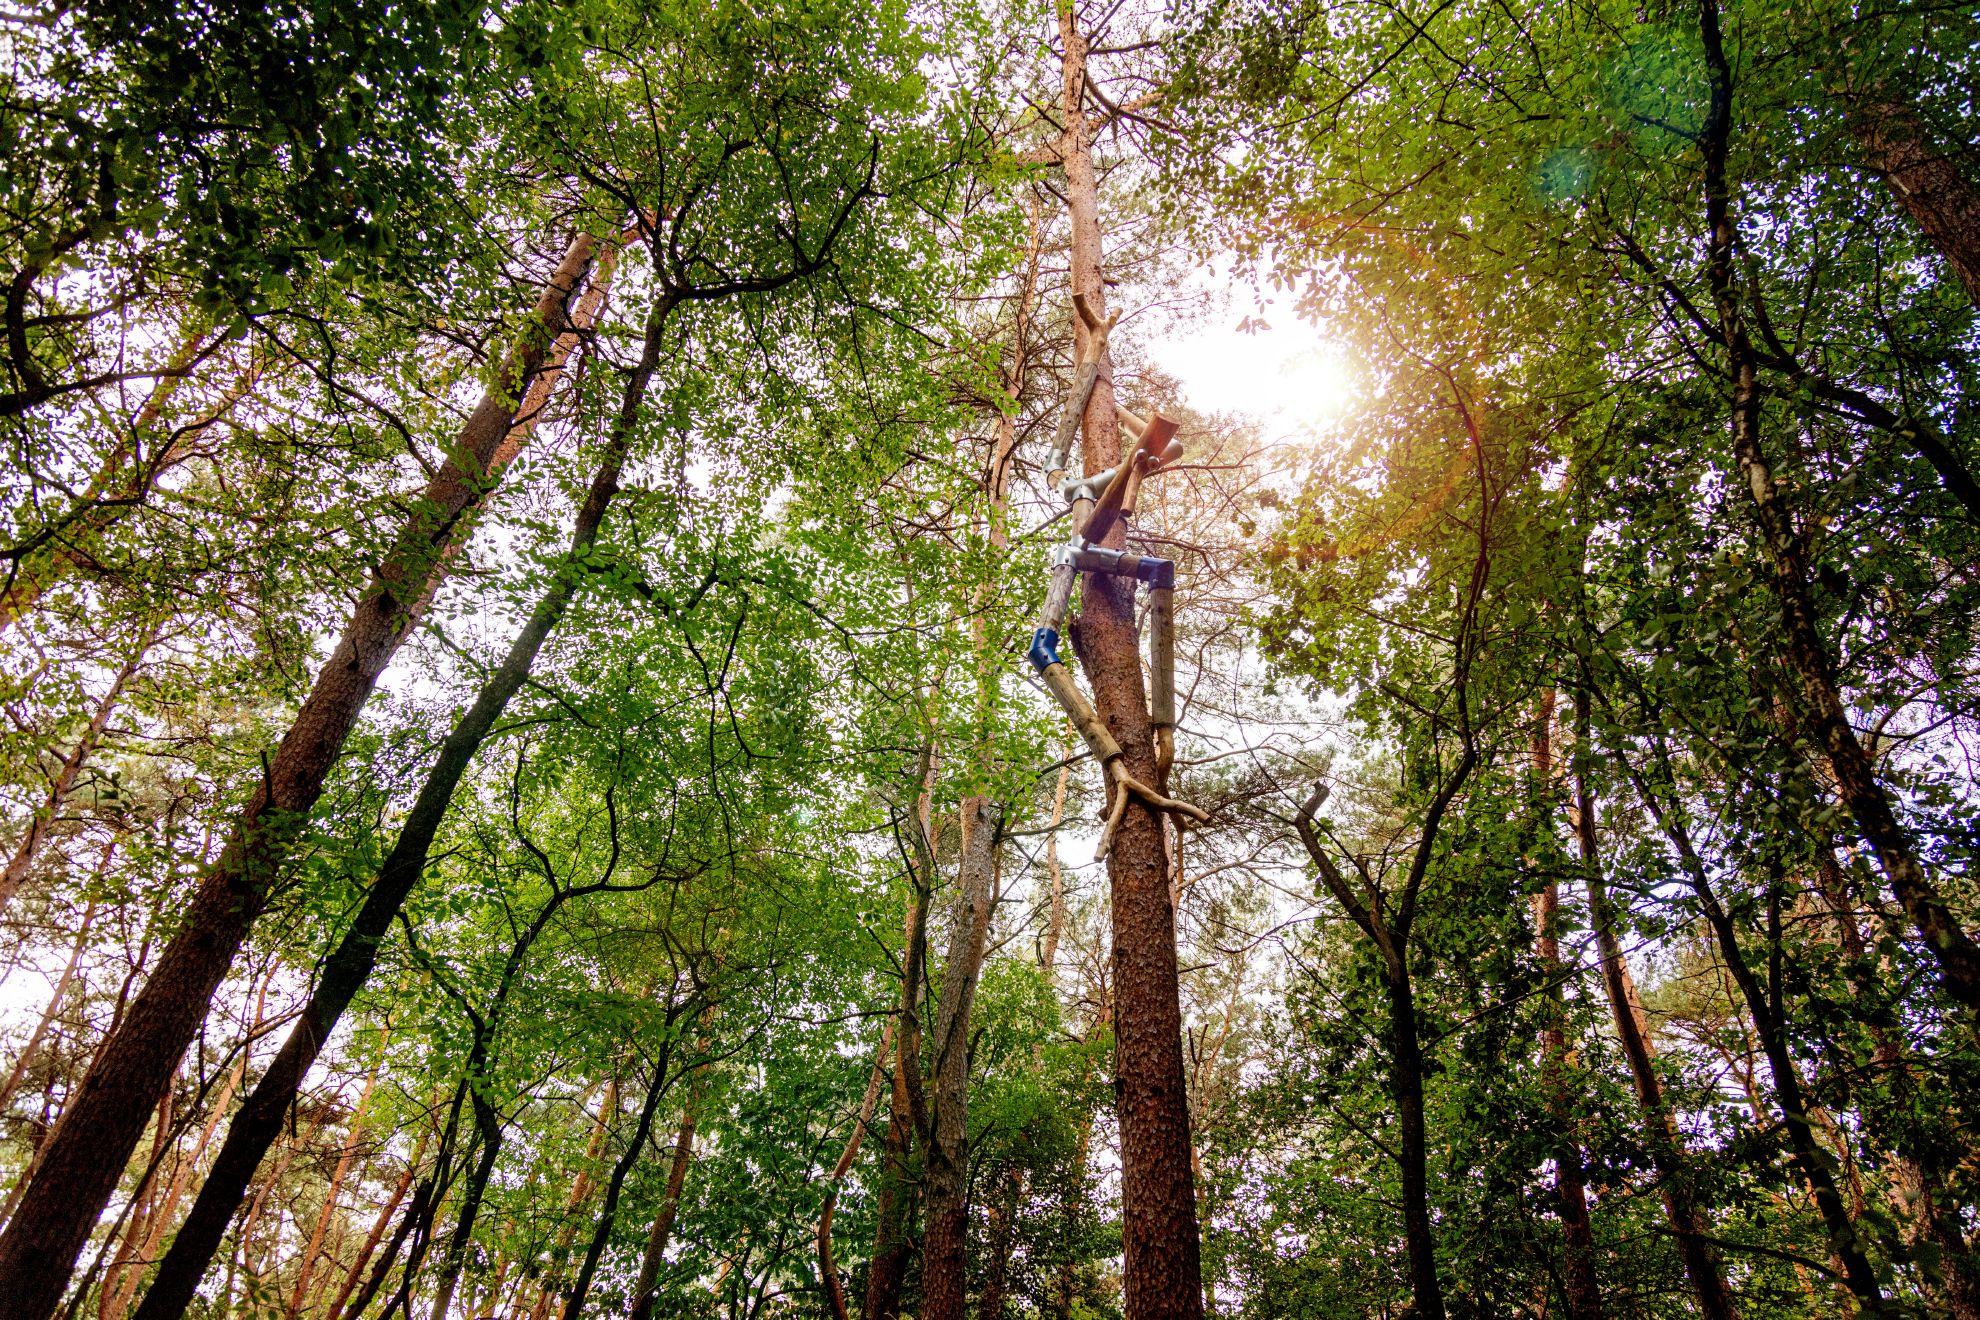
[[1849, 97, 1980, 308], [1527, 698, 1604, 1320], [1055, 15, 1203, 1317], [0, 627, 156, 912], [126, 269, 663, 1320], [1572, 692, 1739, 1320], [0, 232, 610, 1320], [628, 1070, 703, 1320]]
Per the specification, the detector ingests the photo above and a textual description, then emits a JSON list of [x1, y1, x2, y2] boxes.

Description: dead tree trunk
[[1054, 15, 1203, 1317], [0, 231, 609, 1320]]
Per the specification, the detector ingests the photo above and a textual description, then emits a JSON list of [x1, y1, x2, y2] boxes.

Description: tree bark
[[1848, 97, 1980, 309], [0, 231, 609, 1320], [126, 268, 663, 1320], [1055, 15, 1204, 1318]]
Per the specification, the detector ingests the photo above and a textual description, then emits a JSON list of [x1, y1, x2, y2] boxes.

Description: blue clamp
[[1027, 627, 1063, 673], [1138, 557, 1175, 590]]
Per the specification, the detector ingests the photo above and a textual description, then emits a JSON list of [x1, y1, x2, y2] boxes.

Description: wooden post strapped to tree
[[1026, 291, 1208, 860]]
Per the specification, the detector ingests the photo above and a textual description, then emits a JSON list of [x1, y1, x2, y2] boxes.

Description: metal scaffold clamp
[[1026, 294, 1207, 861]]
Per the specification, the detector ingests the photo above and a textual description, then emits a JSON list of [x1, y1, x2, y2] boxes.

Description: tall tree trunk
[[1697, 0, 1980, 1013], [1622, 738, 1885, 1311], [1055, 15, 1203, 1317], [1848, 97, 1980, 309], [1572, 688, 1739, 1320], [558, 1029, 680, 1320], [96, 980, 273, 1320], [920, 801, 997, 1320], [0, 626, 156, 912], [628, 1067, 704, 1320], [324, 1121, 432, 1320], [817, 1025, 893, 1320], [127, 269, 665, 1320], [0, 900, 96, 1119], [863, 1060, 917, 1320], [0, 231, 610, 1320], [1527, 697, 1604, 1320]]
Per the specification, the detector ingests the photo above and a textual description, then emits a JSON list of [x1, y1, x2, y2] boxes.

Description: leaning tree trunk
[[0, 231, 610, 1320], [1697, 0, 1980, 1015], [1848, 96, 1980, 309], [126, 269, 661, 1320], [1572, 687, 1740, 1320], [1056, 13, 1203, 1318]]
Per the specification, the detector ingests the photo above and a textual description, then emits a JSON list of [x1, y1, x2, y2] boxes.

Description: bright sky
[[1148, 281, 1360, 442]]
